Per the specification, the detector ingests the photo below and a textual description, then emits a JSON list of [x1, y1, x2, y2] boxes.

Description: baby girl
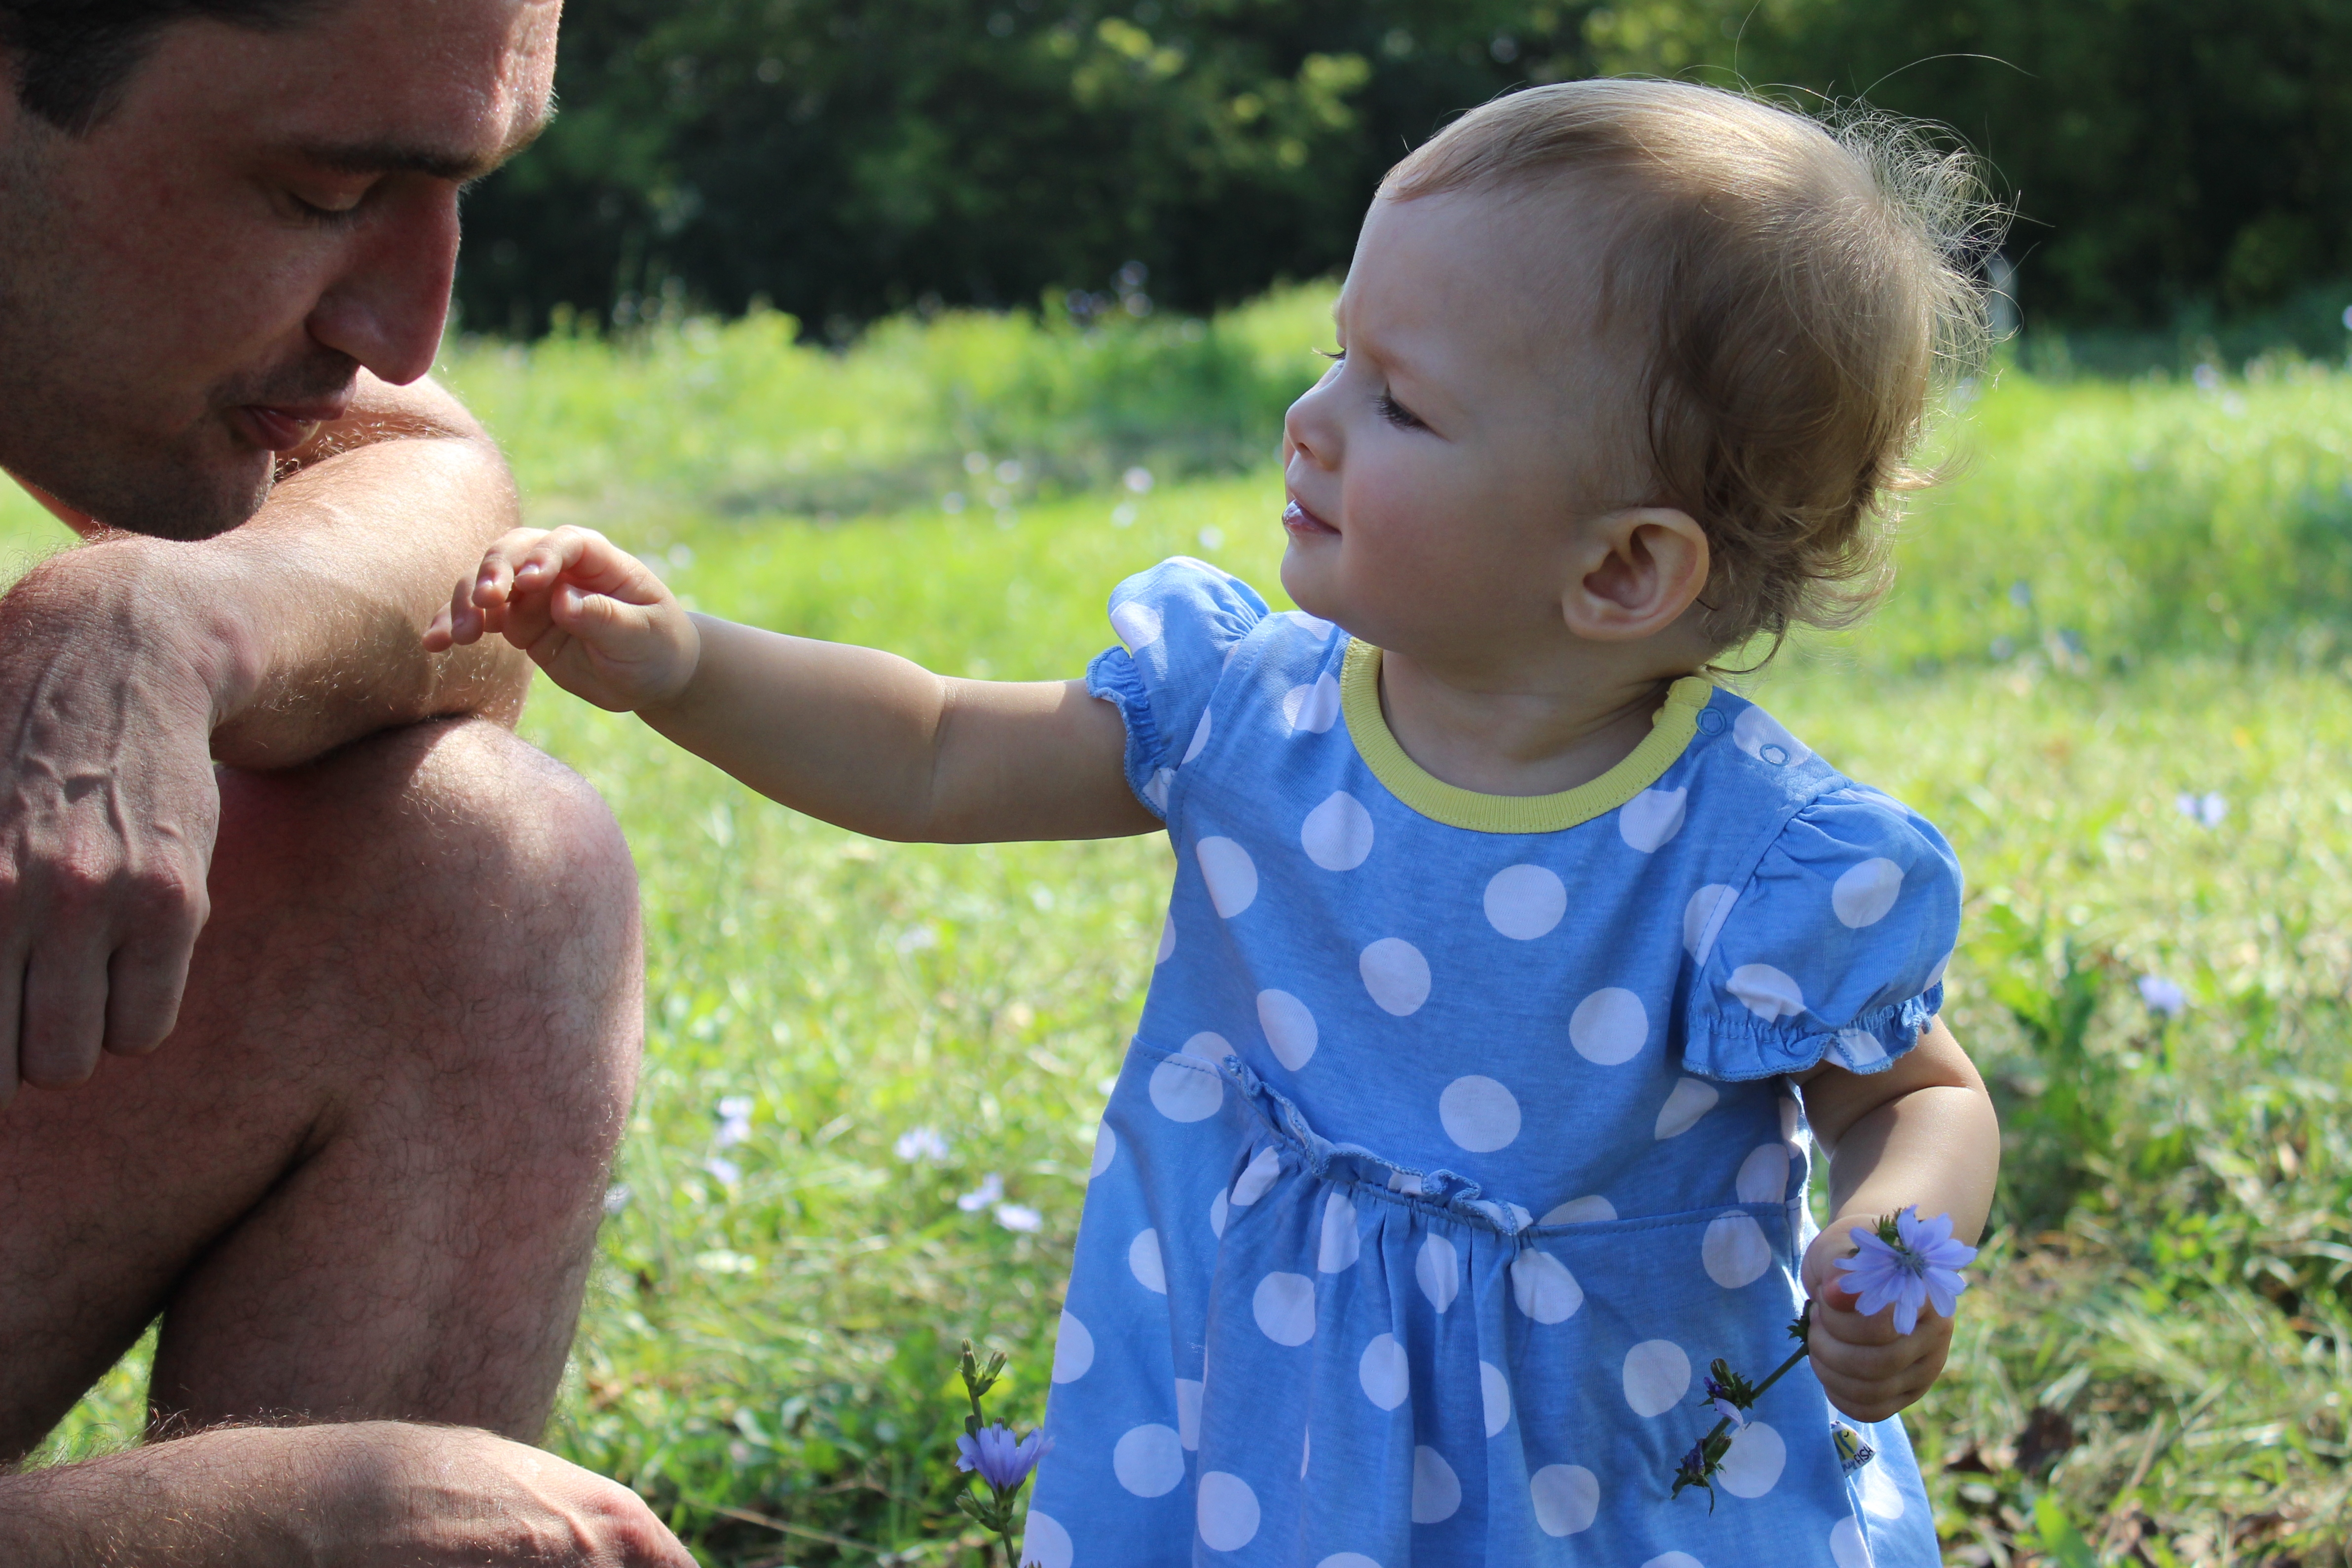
[[432, 77, 2002, 1566]]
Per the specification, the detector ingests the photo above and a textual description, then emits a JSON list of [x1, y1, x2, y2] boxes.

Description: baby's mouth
[[1283, 498, 1339, 536]]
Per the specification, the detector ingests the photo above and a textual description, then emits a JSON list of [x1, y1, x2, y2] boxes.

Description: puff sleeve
[[1680, 784, 1962, 1081], [1085, 557, 1269, 820]]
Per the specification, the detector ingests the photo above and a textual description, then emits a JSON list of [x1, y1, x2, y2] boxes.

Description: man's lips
[[232, 399, 350, 454], [1283, 497, 1339, 537]]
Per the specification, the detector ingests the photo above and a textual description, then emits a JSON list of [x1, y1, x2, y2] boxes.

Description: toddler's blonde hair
[[1381, 78, 2003, 655]]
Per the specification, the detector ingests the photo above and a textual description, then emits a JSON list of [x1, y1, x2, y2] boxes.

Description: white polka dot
[[1483, 865, 1566, 940], [1175, 1378, 1203, 1449], [1830, 1516, 1874, 1568], [1479, 1361, 1511, 1436], [1111, 600, 1163, 652], [1300, 791, 1374, 871], [1360, 939, 1431, 1016], [1358, 1333, 1409, 1409], [1286, 611, 1336, 640], [1702, 1210, 1772, 1287], [1641, 1556, 1704, 1568], [1254, 989, 1319, 1070], [1414, 1234, 1460, 1313], [1300, 1427, 1310, 1478], [1317, 1557, 1380, 1568], [1129, 1228, 1168, 1293], [1735, 1143, 1791, 1204], [1541, 1195, 1616, 1225], [1733, 705, 1811, 766], [1568, 988, 1648, 1065], [1196, 1471, 1260, 1551], [1654, 1077, 1720, 1139], [1088, 1122, 1118, 1180], [1318, 1190, 1360, 1273], [1253, 1271, 1317, 1346], [1684, 883, 1735, 961], [1155, 911, 1176, 965], [1833, 857, 1904, 928], [1924, 951, 1950, 990], [1052, 1311, 1094, 1383], [1529, 1464, 1598, 1536], [1859, 1458, 1906, 1518], [1387, 1171, 1423, 1197], [1210, 1189, 1229, 1238], [1410, 1446, 1461, 1523], [1149, 1058, 1223, 1123], [1438, 1075, 1520, 1152], [1022, 1510, 1073, 1568], [1283, 675, 1343, 733], [1143, 767, 1174, 813], [1185, 1032, 1235, 1066], [1621, 1339, 1690, 1417], [1196, 837, 1259, 917], [1727, 964, 1806, 1021], [1619, 787, 1689, 852], [1113, 1423, 1185, 1496], [1837, 1029, 1888, 1069], [1509, 1250, 1583, 1323], [1715, 1419, 1786, 1497], [1778, 1094, 1802, 1143], [1181, 707, 1213, 765], [1231, 1146, 1282, 1206]]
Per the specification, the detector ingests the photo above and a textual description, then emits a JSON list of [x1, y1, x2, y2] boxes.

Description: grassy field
[[15, 300, 2352, 1566]]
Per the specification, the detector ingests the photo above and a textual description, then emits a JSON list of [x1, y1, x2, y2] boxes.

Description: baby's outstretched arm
[[1794, 1020, 1998, 1422], [425, 526, 1158, 843]]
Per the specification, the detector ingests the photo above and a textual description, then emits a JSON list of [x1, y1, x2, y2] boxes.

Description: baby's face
[[1280, 183, 1642, 670]]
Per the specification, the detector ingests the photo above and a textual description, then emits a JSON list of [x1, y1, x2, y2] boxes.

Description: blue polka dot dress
[[1022, 559, 1960, 1568]]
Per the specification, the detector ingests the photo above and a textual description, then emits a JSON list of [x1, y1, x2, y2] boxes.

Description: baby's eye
[[1376, 391, 1425, 430]]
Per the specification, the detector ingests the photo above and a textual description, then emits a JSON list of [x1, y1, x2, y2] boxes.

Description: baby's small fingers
[[1808, 1331, 1917, 1386], [1812, 1297, 1906, 1349]]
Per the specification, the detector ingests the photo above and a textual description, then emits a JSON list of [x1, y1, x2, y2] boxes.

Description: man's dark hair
[[0, 0, 328, 134]]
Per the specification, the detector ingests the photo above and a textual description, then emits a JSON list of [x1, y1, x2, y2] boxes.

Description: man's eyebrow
[[295, 115, 552, 185]]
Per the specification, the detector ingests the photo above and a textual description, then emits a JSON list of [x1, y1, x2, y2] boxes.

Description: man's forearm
[[10, 371, 534, 771], [0, 1428, 324, 1568]]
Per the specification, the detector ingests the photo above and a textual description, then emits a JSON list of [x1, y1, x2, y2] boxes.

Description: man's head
[[0, 0, 559, 540]]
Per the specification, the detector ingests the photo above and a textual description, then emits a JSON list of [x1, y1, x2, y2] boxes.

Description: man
[[0, 2, 691, 1562]]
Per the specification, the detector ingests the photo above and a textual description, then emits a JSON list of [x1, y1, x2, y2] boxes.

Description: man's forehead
[[147, 0, 557, 177]]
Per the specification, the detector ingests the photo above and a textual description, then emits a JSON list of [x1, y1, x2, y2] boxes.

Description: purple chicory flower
[[1834, 1206, 1977, 1336], [1702, 1374, 1746, 1428], [956, 1422, 1053, 1492]]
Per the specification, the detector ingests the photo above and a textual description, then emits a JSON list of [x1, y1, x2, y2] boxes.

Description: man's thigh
[[0, 719, 642, 1460]]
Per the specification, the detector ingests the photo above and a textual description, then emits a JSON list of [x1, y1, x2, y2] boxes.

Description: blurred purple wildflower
[[956, 1172, 1004, 1212], [895, 1125, 951, 1163], [2136, 974, 2187, 1018], [957, 1422, 1053, 1492], [994, 1203, 1043, 1233], [1835, 1205, 1977, 1335], [713, 1095, 754, 1149], [2175, 791, 2228, 829]]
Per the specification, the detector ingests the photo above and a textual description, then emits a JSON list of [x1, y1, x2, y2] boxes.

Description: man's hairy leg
[[0, 719, 642, 1460]]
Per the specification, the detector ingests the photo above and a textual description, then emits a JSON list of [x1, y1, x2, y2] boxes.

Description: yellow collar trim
[[1338, 639, 1713, 834]]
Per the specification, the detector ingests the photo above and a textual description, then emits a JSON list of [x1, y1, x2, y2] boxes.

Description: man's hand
[[1801, 1216, 1957, 1422], [0, 553, 231, 1103], [0, 1422, 698, 1567], [427, 526, 701, 714]]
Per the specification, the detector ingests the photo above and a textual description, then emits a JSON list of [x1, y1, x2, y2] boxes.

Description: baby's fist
[[1801, 1219, 1956, 1423]]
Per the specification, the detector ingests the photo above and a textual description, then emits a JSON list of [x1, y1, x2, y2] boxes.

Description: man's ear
[[1559, 506, 1711, 642]]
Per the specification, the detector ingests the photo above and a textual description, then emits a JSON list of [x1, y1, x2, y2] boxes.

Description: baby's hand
[[426, 526, 700, 712], [1800, 1217, 1955, 1422]]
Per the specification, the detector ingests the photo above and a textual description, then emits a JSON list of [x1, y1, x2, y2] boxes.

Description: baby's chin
[[1276, 543, 1345, 627]]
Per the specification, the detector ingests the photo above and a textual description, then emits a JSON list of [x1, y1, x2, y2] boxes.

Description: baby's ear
[[1559, 506, 1711, 642]]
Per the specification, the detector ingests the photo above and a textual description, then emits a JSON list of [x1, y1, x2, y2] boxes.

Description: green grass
[[23, 302, 2352, 1566]]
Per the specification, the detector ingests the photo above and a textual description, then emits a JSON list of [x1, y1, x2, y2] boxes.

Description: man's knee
[[208, 719, 643, 1116]]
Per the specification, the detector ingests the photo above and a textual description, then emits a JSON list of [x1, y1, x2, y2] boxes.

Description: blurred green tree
[[455, 0, 2352, 346]]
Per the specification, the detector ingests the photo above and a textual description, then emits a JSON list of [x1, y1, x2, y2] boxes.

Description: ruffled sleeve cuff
[[1087, 645, 1172, 818]]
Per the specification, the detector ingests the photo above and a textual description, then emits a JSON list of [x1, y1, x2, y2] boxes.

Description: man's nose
[[304, 187, 460, 387]]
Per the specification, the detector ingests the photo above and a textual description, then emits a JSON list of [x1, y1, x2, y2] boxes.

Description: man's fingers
[[18, 938, 109, 1089], [102, 926, 199, 1058]]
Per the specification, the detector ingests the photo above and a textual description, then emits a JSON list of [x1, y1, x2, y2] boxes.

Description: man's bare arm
[[0, 373, 534, 1097], [17, 371, 533, 767], [0, 1422, 696, 1567]]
